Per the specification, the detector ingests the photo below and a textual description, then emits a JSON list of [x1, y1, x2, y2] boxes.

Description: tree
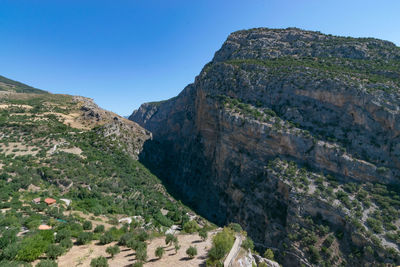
[[90, 256, 109, 267], [173, 239, 181, 254], [228, 223, 242, 233], [241, 237, 254, 251], [55, 228, 71, 243], [94, 224, 105, 233], [136, 246, 147, 262], [198, 228, 208, 241], [106, 245, 120, 258], [99, 231, 113, 245], [165, 234, 177, 246], [60, 238, 73, 249], [77, 232, 93, 245], [264, 249, 274, 260], [37, 260, 58, 267], [47, 244, 64, 259], [183, 220, 198, 234], [132, 262, 143, 267], [83, 220, 93, 230], [155, 246, 165, 259], [186, 246, 197, 259], [208, 227, 235, 261]]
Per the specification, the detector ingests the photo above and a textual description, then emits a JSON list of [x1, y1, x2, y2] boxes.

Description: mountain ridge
[[130, 27, 400, 266]]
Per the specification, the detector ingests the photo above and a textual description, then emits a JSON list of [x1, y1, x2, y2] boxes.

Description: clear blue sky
[[0, 0, 399, 115]]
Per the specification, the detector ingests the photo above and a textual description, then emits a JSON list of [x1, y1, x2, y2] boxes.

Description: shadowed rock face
[[130, 28, 400, 266]]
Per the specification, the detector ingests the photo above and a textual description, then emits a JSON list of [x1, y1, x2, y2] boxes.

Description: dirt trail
[[224, 235, 242, 267]]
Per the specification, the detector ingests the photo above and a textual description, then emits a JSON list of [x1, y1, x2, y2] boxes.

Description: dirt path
[[224, 235, 242, 267]]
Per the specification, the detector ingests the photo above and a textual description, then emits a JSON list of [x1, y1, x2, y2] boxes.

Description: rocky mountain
[[130, 28, 400, 266]]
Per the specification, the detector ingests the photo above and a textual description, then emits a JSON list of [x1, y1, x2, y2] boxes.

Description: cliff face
[[130, 28, 400, 266]]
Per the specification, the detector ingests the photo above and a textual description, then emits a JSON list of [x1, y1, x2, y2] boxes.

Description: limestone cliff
[[130, 28, 400, 266]]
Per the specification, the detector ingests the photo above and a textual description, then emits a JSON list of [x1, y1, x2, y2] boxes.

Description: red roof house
[[44, 198, 56, 205], [38, 225, 52, 230]]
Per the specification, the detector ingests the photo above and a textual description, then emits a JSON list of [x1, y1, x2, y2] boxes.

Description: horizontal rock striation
[[130, 28, 400, 266]]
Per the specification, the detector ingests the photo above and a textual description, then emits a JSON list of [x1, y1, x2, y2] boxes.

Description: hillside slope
[[130, 28, 400, 266], [0, 89, 204, 266]]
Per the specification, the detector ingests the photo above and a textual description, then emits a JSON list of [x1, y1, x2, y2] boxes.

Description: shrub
[[309, 246, 321, 263], [37, 260, 58, 267], [60, 238, 73, 249], [208, 227, 235, 261], [241, 237, 254, 251], [155, 246, 164, 259], [106, 245, 120, 258], [264, 249, 274, 260], [94, 224, 105, 233], [165, 234, 177, 246], [99, 232, 113, 245], [83, 221, 93, 230], [46, 244, 64, 259], [183, 220, 199, 234], [199, 228, 208, 241], [76, 232, 93, 245], [132, 262, 143, 267], [16, 234, 50, 262], [186, 246, 197, 258], [118, 232, 135, 246], [135, 246, 147, 262], [55, 228, 71, 243], [90, 256, 108, 267], [228, 223, 242, 233]]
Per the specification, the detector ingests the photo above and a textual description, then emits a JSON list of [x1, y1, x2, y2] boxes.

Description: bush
[[37, 260, 58, 267], [16, 234, 50, 262], [241, 237, 254, 251], [309, 246, 321, 263], [47, 244, 64, 259], [228, 223, 242, 233], [55, 228, 71, 243], [99, 231, 114, 245], [208, 227, 235, 263], [132, 262, 143, 267], [94, 224, 105, 233], [183, 220, 199, 234], [118, 232, 135, 246], [83, 221, 93, 230], [199, 228, 208, 241], [60, 238, 73, 249], [76, 232, 93, 245], [264, 249, 274, 260], [165, 234, 177, 246], [106, 245, 120, 258], [135, 246, 147, 262], [90, 256, 108, 267], [186, 246, 197, 258], [155, 246, 164, 259]]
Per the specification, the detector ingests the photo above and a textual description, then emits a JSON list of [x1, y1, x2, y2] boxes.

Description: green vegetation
[[264, 249, 274, 260], [106, 245, 120, 258], [0, 75, 47, 94], [207, 227, 235, 266], [155, 246, 165, 259], [90, 256, 108, 267], [225, 57, 400, 93], [186, 246, 198, 258], [0, 93, 195, 265]]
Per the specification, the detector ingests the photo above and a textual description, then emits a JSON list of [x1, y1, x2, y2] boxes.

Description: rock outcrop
[[130, 28, 400, 266]]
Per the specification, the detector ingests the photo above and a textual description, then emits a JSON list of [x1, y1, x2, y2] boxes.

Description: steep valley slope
[[130, 28, 400, 266], [0, 79, 213, 266]]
